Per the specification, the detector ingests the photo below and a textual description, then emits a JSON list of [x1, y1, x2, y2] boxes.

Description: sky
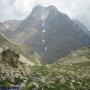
[[0, 0, 90, 30]]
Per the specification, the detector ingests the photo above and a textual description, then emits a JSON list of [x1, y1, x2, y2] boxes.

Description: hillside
[[1, 46, 90, 90], [0, 32, 42, 88], [0, 20, 20, 39], [0, 28, 90, 89], [22, 47, 90, 90], [0, 32, 9, 46], [0, 32, 41, 65], [57, 47, 90, 65]]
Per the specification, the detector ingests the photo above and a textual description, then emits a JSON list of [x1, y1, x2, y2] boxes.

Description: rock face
[[1, 49, 19, 68]]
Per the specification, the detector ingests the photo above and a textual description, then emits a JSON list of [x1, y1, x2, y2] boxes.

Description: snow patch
[[53, 30, 55, 33], [42, 40, 45, 43], [42, 30, 46, 32], [44, 47, 48, 51], [5, 25, 9, 29]]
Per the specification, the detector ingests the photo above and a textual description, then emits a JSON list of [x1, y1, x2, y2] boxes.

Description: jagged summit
[[31, 5, 58, 12], [29, 5, 59, 18], [46, 5, 59, 12]]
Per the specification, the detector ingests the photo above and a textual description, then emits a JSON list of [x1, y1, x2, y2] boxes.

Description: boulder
[[1, 49, 19, 68]]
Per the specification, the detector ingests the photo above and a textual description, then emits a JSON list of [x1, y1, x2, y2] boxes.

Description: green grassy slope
[[22, 47, 90, 90], [0, 33, 9, 46]]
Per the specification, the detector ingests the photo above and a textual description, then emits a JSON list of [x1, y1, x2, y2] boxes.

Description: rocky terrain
[[0, 48, 31, 87], [0, 47, 90, 90]]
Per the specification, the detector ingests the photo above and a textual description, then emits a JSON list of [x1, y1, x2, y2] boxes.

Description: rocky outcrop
[[1, 49, 19, 68], [0, 48, 31, 85]]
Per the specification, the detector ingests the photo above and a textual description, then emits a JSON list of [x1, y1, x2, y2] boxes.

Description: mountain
[[0, 5, 90, 89], [12, 5, 90, 63], [0, 5, 90, 64]]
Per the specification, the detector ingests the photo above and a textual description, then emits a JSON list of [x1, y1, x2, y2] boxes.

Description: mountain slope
[[12, 5, 90, 63], [73, 20, 90, 36], [0, 32, 41, 87], [0, 20, 20, 40], [0, 33, 9, 46], [1, 45, 90, 89], [0, 32, 41, 65], [22, 47, 90, 90], [57, 47, 90, 64]]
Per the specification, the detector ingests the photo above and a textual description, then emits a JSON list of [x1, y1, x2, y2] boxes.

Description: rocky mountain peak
[[27, 5, 59, 20]]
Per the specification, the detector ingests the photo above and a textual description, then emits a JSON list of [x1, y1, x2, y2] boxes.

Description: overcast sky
[[0, 0, 90, 30]]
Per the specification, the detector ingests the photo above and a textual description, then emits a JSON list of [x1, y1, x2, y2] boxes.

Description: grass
[[22, 47, 90, 90], [24, 60, 90, 90], [0, 34, 9, 46]]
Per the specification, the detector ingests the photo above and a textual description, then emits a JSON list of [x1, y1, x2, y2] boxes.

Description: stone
[[10, 72, 15, 83], [1, 49, 19, 68], [59, 77, 66, 85]]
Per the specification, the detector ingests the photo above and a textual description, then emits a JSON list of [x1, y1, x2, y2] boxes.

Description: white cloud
[[0, 0, 36, 21], [37, 0, 90, 19], [0, 0, 90, 20], [13, 0, 35, 19], [0, 0, 13, 21], [0, 0, 90, 30]]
